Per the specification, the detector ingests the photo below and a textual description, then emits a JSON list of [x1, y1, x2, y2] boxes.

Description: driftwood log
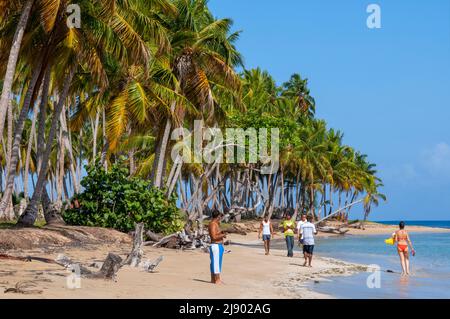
[[317, 226, 349, 235], [56, 253, 123, 279], [145, 230, 163, 242], [1, 223, 172, 279], [1, 252, 122, 280], [152, 233, 179, 248], [123, 224, 165, 272], [142, 256, 164, 273], [123, 223, 144, 267], [97, 253, 123, 279]]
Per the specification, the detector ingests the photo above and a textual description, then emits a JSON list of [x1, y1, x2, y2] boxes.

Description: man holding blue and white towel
[[208, 211, 227, 284]]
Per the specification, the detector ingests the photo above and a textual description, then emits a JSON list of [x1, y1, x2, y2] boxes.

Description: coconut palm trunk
[[92, 110, 100, 161], [18, 69, 75, 226], [0, 0, 35, 139], [56, 125, 65, 206], [152, 100, 176, 188], [100, 107, 108, 170], [36, 67, 51, 172], [0, 57, 44, 216], [6, 99, 13, 168], [60, 104, 79, 194], [23, 88, 41, 199]]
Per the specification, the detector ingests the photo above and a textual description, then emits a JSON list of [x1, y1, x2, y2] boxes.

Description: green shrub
[[63, 161, 184, 234]]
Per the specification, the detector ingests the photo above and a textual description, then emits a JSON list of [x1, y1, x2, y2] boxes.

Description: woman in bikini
[[394, 221, 415, 276]]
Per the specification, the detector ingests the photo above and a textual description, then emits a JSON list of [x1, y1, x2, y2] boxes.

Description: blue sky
[[209, 0, 450, 220]]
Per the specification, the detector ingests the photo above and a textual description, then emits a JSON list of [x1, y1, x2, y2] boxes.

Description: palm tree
[[0, 0, 35, 141], [151, 0, 241, 189], [282, 73, 316, 117], [16, 0, 164, 225], [361, 182, 386, 229]]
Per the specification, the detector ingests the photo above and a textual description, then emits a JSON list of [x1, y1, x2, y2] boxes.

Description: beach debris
[[145, 230, 163, 242], [123, 223, 144, 267], [152, 233, 179, 248], [317, 226, 349, 235], [4, 281, 43, 295], [88, 262, 103, 268], [122, 224, 166, 273], [58, 253, 123, 280], [0, 253, 60, 264], [96, 253, 123, 279], [147, 223, 215, 250], [141, 256, 164, 273]]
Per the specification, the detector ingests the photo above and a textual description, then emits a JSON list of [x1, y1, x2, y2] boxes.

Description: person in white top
[[299, 215, 318, 267], [296, 214, 307, 243], [258, 215, 274, 255]]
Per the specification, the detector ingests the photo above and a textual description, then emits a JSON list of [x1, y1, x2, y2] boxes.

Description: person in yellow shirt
[[282, 214, 296, 257]]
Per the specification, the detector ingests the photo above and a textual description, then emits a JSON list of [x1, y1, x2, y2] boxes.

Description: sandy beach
[[0, 222, 448, 299]]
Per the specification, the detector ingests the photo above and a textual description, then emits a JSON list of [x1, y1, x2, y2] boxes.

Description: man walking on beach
[[296, 214, 307, 244], [208, 211, 227, 284], [299, 216, 317, 267], [258, 214, 274, 255], [282, 214, 296, 257]]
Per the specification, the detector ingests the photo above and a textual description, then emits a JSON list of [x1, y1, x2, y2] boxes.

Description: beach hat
[[384, 237, 394, 245]]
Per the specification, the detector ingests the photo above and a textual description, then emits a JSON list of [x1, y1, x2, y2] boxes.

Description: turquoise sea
[[305, 221, 450, 299]]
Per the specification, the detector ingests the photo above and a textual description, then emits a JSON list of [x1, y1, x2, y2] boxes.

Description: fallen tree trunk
[[1, 252, 123, 280], [152, 233, 179, 248], [146, 230, 163, 242], [317, 226, 349, 235], [0, 254, 58, 264]]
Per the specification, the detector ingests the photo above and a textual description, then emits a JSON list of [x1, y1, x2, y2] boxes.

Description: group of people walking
[[258, 214, 317, 267], [207, 210, 415, 285]]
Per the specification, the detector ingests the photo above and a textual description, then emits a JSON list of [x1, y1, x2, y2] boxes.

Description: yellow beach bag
[[384, 237, 394, 245]]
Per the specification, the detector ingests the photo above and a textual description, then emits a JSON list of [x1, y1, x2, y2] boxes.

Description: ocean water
[[304, 221, 450, 298], [377, 220, 450, 229]]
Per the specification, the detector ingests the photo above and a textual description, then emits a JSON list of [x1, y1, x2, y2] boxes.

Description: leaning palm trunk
[[0, 57, 44, 217], [292, 172, 302, 220], [23, 89, 41, 199], [60, 104, 79, 194], [152, 100, 176, 188], [0, 99, 14, 219], [56, 126, 65, 206], [101, 107, 108, 170], [18, 69, 75, 226], [36, 67, 51, 173], [91, 110, 100, 162], [0, 0, 34, 140], [6, 99, 13, 168]]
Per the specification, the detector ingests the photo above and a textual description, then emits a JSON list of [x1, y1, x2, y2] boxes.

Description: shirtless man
[[394, 221, 415, 276], [208, 211, 227, 284]]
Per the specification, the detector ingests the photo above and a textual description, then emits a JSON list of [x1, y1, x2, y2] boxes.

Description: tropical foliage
[[0, 0, 385, 231], [63, 160, 183, 234]]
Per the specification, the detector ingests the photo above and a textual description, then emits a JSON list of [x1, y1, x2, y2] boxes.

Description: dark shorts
[[303, 245, 314, 255], [262, 234, 271, 241]]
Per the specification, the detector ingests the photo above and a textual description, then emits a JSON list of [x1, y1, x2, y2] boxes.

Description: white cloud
[[421, 142, 450, 176], [402, 163, 418, 179]]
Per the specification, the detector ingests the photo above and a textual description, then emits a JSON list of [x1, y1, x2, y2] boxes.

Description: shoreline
[[0, 221, 447, 299]]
